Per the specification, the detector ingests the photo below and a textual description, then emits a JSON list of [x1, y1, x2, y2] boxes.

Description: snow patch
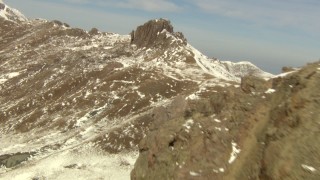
[[187, 44, 240, 82], [301, 164, 317, 172], [1, 144, 26, 153], [222, 60, 274, 79], [189, 171, 200, 176], [228, 141, 241, 164], [275, 70, 297, 78], [215, 127, 222, 131], [265, 88, 276, 94], [74, 104, 108, 127], [0, 71, 22, 84], [0, 78, 7, 84], [186, 93, 199, 100], [183, 119, 194, 132], [103, 46, 112, 50], [0, 148, 138, 180], [137, 91, 145, 99]]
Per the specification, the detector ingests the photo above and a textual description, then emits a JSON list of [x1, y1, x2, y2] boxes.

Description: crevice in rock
[[168, 138, 177, 147]]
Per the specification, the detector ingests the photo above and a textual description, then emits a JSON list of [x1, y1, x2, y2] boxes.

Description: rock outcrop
[[0, 3, 5, 10], [240, 75, 270, 93], [131, 18, 186, 48]]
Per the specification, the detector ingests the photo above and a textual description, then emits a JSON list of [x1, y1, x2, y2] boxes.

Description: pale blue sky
[[5, 0, 320, 73]]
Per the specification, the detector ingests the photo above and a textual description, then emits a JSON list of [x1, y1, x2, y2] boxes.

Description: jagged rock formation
[[131, 62, 320, 179], [131, 19, 186, 48]]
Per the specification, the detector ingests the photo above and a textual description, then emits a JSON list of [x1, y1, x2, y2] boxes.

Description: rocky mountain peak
[[131, 18, 186, 48], [0, 0, 28, 22]]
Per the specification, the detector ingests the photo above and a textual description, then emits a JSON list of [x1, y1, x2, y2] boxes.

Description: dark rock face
[[89, 27, 99, 35], [0, 152, 36, 168], [0, 3, 5, 10], [131, 19, 180, 48]]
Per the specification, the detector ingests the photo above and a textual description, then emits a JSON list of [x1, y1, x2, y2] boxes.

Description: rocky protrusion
[[282, 66, 295, 73], [240, 75, 269, 93], [131, 18, 185, 48], [0, 2, 5, 10], [89, 27, 99, 35]]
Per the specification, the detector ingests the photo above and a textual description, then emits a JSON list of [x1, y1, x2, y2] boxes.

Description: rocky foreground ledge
[[131, 62, 320, 180]]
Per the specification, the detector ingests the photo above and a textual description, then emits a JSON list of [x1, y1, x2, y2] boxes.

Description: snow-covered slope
[[0, 1, 28, 22], [187, 44, 240, 82], [221, 60, 275, 79]]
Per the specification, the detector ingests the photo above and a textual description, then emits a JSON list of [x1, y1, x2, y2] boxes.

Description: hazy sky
[[5, 0, 320, 73]]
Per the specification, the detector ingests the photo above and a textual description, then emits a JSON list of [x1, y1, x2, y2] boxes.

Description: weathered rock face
[[0, 3, 5, 10], [131, 62, 320, 180], [131, 18, 185, 48], [240, 75, 270, 93]]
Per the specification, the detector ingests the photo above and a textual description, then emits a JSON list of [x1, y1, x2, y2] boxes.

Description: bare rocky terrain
[[0, 2, 319, 180]]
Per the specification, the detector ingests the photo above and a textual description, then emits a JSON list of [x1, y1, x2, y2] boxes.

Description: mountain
[[0, 1, 28, 22], [1, 3, 319, 180]]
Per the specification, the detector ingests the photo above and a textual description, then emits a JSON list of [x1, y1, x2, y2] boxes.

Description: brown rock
[[131, 18, 174, 48], [282, 66, 296, 73], [240, 75, 268, 93]]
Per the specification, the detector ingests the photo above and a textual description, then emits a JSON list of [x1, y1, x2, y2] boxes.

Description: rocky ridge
[[0, 1, 27, 22], [1, 2, 319, 180]]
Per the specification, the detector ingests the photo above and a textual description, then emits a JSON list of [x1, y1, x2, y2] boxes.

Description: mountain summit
[[0, 1, 28, 22], [130, 19, 187, 49]]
